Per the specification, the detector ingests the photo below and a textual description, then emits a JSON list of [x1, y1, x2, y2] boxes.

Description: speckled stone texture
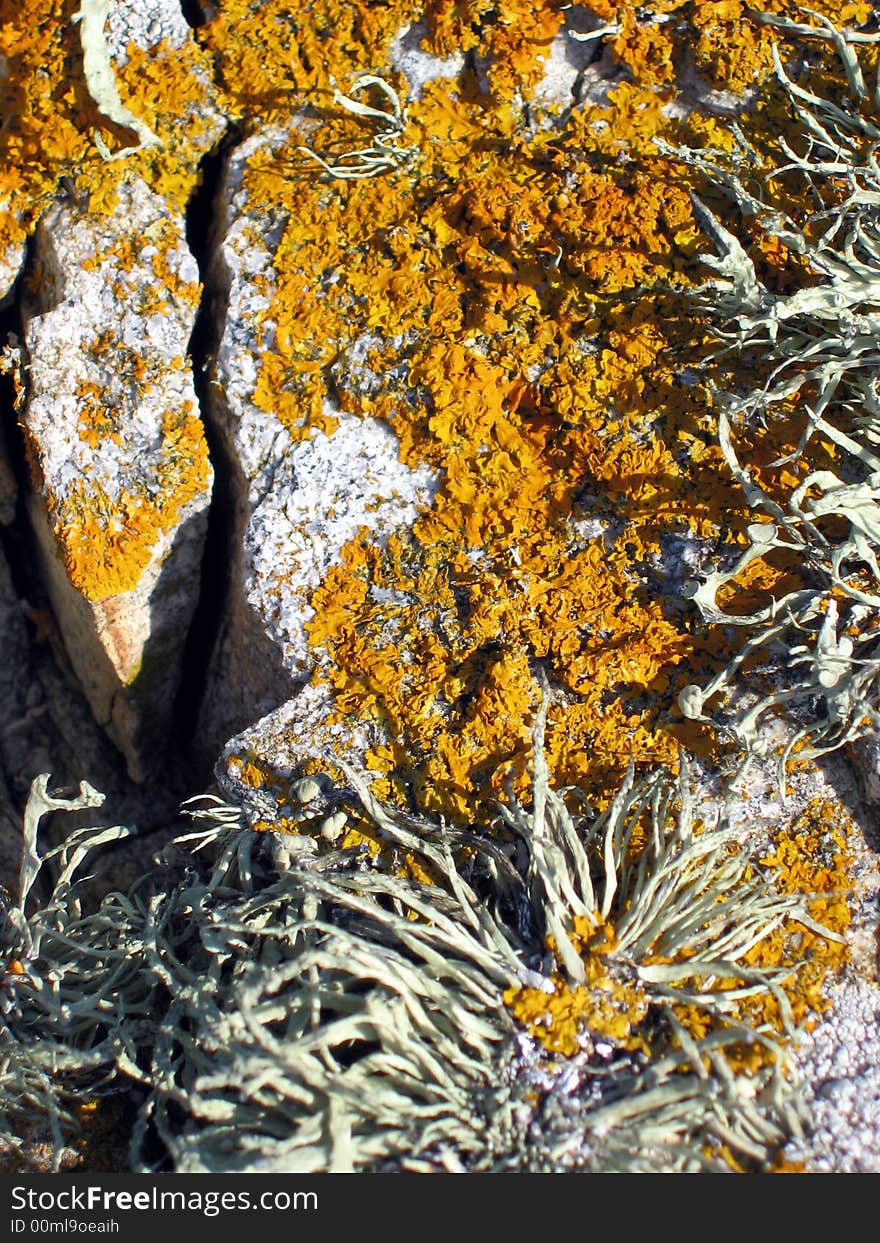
[[196, 128, 438, 772], [22, 178, 212, 781]]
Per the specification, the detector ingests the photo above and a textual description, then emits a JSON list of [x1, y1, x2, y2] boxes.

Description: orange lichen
[[659, 796, 854, 1071], [75, 382, 120, 450], [201, 0, 419, 126], [0, 0, 92, 263], [49, 398, 210, 601], [504, 918, 651, 1057], [229, 59, 755, 816], [749, 798, 853, 1027], [0, 2, 221, 267], [420, 0, 565, 100], [551, 2, 877, 92]]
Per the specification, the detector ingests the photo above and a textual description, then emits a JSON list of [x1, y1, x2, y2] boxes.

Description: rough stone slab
[[204, 30, 638, 808], [21, 175, 212, 781], [197, 127, 437, 765], [785, 977, 880, 1171], [105, 0, 194, 56], [7, 0, 227, 781]]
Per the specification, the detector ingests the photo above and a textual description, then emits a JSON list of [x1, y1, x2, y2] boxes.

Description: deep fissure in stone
[[179, 0, 210, 30], [174, 126, 242, 775], [0, 266, 33, 605], [0, 240, 72, 655]]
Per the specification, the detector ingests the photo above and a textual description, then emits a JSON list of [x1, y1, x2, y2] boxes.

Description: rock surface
[[200, 125, 439, 772], [2, 0, 880, 1175], [22, 179, 212, 780], [15, 0, 225, 780], [197, 129, 437, 761]]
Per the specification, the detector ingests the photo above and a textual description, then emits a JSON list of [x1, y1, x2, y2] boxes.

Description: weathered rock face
[[22, 179, 212, 780], [10, 0, 224, 779], [201, 14, 610, 810], [198, 126, 438, 776], [3, 0, 880, 1173], [0, 247, 24, 309]]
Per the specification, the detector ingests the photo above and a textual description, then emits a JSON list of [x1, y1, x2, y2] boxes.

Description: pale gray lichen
[[1, 688, 828, 1173], [124, 686, 821, 1172], [297, 75, 418, 180], [665, 17, 880, 777], [73, 0, 162, 160], [0, 776, 148, 1167]]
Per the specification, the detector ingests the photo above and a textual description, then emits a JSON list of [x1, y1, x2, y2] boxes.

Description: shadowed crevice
[[174, 126, 243, 773], [179, 0, 210, 30]]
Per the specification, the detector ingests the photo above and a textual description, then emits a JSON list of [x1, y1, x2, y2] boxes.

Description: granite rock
[[21, 176, 213, 781], [11, 0, 227, 780], [197, 127, 438, 776]]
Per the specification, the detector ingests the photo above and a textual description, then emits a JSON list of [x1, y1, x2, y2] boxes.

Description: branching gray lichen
[[0, 777, 150, 1167], [127, 687, 822, 1173], [499, 691, 840, 1020], [297, 75, 418, 180], [0, 692, 834, 1172], [666, 17, 880, 775]]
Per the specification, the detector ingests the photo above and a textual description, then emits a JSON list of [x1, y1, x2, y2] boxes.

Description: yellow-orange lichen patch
[[749, 798, 853, 1028], [505, 794, 854, 1072], [75, 381, 120, 450], [504, 918, 651, 1057], [551, 2, 877, 93], [658, 796, 854, 1076], [201, 0, 419, 125], [48, 399, 210, 601], [0, 2, 222, 270], [0, 0, 92, 262], [202, 5, 858, 837], [219, 36, 808, 819], [423, 0, 565, 101]]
